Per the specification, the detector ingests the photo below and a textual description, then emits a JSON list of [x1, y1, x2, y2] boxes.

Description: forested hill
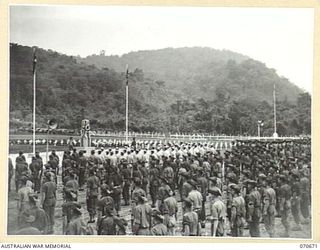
[[10, 43, 311, 136], [79, 47, 302, 104], [10, 43, 170, 132]]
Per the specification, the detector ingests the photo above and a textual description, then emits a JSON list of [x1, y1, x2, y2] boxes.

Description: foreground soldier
[[15, 155, 28, 193], [97, 198, 126, 235], [187, 179, 203, 220], [182, 198, 199, 236], [245, 180, 261, 237], [17, 176, 33, 226], [230, 184, 245, 237], [261, 175, 277, 238], [15, 209, 42, 235], [131, 178, 146, 228], [132, 193, 152, 235], [291, 171, 302, 231], [163, 188, 178, 235], [62, 201, 79, 234], [279, 175, 292, 237], [300, 170, 311, 224], [28, 193, 48, 234], [64, 171, 79, 202], [65, 203, 87, 235], [86, 169, 100, 223], [41, 172, 57, 234], [208, 187, 226, 237], [151, 209, 168, 236]]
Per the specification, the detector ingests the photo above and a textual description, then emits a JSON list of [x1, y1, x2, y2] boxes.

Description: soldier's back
[[151, 223, 168, 236]]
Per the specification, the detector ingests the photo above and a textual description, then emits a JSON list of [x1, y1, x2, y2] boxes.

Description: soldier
[[208, 176, 222, 194], [15, 156, 29, 193], [208, 187, 226, 237], [64, 171, 79, 202], [47, 155, 58, 183], [149, 163, 160, 207], [15, 208, 42, 235], [41, 172, 57, 234], [97, 197, 126, 235], [132, 193, 152, 235], [130, 177, 146, 229], [196, 168, 208, 228], [65, 203, 87, 235], [163, 188, 178, 235], [28, 193, 48, 234], [110, 166, 123, 207], [86, 169, 100, 223], [97, 183, 114, 225], [8, 157, 13, 192], [290, 171, 302, 231], [181, 172, 193, 214], [16, 151, 26, 164], [261, 175, 277, 238], [140, 162, 149, 195], [226, 172, 237, 228], [244, 179, 261, 237], [300, 169, 310, 224], [88, 150, 99, 169], [35, 151, 43, 175], [182, 198, 199, 236], [29, 157, 42, 193], [67, 136, 75, 151], [279, 174, 292, 237], [121, 163, 131, 206], [70, 148, 80, 165], [157, 177, 171, 208], [132, 137, 137, 151], [151, 209, 168, 236], [78, 150, 87, 190], [17, 176, 33, 226], [50, 150, 60, 175], [163, 162, 175, 194], [187, 179, 203, 227], [230, 184, 245, 237], [62, 201, 79, 235]]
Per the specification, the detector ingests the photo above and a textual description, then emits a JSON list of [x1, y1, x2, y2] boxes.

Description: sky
[[10, 5, 314, 93]]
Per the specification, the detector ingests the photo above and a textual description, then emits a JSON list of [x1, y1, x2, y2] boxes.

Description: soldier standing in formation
[[9, 138, 311, 237], [41, 172, 57, 234]]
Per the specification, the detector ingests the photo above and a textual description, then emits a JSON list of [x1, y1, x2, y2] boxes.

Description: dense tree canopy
[[9, 43, 311, 136]]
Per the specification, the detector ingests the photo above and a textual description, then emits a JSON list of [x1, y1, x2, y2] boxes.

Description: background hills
[[9, 43, 311, 136]]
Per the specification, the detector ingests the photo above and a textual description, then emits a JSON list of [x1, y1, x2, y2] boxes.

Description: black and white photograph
[[7, 5, 313, 239]]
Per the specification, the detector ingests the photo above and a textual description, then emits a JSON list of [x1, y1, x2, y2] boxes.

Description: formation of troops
[[9, 137, 311, 237]]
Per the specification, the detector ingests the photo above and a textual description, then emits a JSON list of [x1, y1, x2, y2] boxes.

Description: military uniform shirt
[[182, 211, 198, 236], [151, 223, 168, 236], [133, 203, 152, 229]]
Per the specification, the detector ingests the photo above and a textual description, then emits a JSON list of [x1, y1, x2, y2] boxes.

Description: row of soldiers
[[10, 138, 311, 237]]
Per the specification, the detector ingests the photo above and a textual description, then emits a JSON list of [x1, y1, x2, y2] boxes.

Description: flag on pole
[[126, 64, 129, 86], [32, 48, 37, 74]]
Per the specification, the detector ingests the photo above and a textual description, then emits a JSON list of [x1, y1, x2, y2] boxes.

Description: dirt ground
[[7, 172, 311, 239]]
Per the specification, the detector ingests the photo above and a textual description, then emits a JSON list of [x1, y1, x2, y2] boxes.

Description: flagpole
[[273, 83, 278, 138], [33, 49, 37, 155], [125, 64, 129, 143]]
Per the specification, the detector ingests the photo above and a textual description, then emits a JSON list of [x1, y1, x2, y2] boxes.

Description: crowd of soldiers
[[9, 138, 311, 237]]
